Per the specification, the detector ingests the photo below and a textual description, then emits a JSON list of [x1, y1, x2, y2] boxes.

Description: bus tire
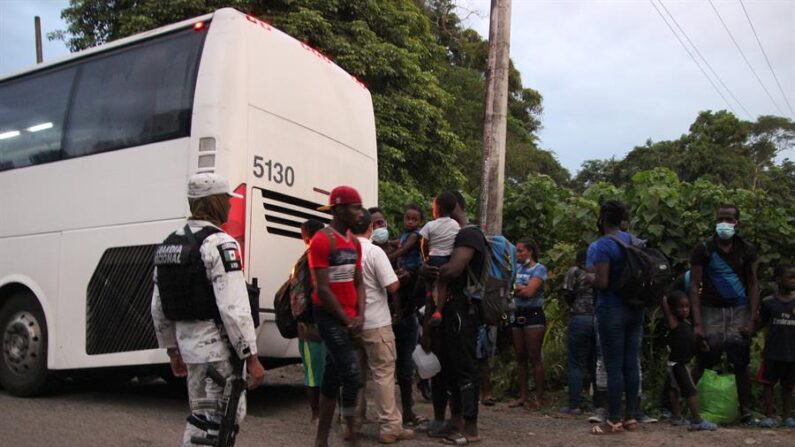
[[0, 294, 54, 396]]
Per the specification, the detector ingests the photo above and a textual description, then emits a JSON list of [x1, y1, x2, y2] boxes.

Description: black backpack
[[608, 234, 673, 308], [274, 278, 298, 338], [289, 252, 315, 323]]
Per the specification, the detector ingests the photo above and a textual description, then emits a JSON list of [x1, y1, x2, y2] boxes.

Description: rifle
[[191, 356, 246, 447]]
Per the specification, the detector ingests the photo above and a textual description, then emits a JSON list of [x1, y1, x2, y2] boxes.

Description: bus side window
[[63, 29, 205, 158], [0, 68, 76, 171]]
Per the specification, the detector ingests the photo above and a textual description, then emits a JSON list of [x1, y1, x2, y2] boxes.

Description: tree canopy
[[574, 111, 795, 203], [53, 0, 566, 197]]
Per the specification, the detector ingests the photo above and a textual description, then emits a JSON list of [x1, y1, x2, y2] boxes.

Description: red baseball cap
[[318, 186, 362, 211]]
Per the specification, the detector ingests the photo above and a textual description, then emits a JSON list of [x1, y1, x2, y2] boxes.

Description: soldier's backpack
[[465, 229, 517, 325], [608, 234, 673, 308]]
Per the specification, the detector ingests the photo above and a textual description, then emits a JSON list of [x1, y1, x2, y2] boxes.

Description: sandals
[[591, 420, 624, 435], [508, 400, 526, 408], [404, 414, 429, 428], [524, 400, 542, 411], [481, 397, 496, 406], [623, 418, 639, 431], [441, 432, 481, 445]]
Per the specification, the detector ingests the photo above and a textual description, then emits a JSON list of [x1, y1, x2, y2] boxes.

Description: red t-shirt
[[308, 228, 362, 318]]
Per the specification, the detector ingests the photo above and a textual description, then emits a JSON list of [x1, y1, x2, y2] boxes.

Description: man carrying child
[[421, 191, 485, 444]]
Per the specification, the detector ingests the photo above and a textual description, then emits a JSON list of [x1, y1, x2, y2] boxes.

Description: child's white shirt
[[419, 217, 461, 257]]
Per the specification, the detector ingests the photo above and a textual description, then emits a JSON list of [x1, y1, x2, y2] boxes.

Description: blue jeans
[[567, 314, 595, 408], [315, 308, 361, 417], [596, 305, 644, 422]]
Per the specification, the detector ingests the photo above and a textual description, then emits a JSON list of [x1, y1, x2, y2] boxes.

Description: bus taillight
[[222, 183, 247, 269]]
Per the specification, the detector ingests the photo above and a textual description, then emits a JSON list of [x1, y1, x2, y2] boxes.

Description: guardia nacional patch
[[217, 242, 242, 272]]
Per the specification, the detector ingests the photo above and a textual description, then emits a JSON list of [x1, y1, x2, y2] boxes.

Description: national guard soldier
[[151, 173, 266, 447]]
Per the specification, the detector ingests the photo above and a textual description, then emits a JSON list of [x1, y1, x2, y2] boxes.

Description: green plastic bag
[[697, 369, 739, 424]]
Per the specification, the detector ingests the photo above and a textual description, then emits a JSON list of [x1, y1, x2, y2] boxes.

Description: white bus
[[0, 8, 377, 396]]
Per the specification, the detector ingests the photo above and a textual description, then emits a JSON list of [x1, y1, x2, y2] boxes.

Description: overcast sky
[[1, 0, 793, 173]]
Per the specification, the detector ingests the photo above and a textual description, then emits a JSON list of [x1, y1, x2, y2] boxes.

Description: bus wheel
[[0, 294, 54, 396]]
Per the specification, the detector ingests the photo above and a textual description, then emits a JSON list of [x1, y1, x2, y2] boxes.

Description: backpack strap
[[607, 233, 631, 248], [184, 224, 223, 249], [465, 226, 491, 291], [322, 227, 337, 253], [501, 239, 513, 278]]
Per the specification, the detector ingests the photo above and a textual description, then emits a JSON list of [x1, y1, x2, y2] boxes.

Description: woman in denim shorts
[[509, 238, 548, 409]]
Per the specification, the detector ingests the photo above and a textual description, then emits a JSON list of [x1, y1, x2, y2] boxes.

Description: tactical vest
[[154, 225, 222, 321]]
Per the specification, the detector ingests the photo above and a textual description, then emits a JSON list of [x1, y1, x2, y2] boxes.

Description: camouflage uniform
[[151, 219, 257, 447]]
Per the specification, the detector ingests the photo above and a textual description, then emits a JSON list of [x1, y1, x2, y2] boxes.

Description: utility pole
[[34, 16, 43, 63], [478, 0, 511, 234]]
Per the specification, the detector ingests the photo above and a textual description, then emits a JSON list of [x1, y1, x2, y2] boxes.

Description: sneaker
[[670, 417, 689, 426], [637, 411, 658, 424], [782, 417, 795, 428], [588, 408, 606, 424], [660, 409, 673, 420], [559, 406, 583, 416], [757, 417, 776, 429], [739, 413, 760, 426], [379, 428, 414, 444], [689, 419, 718, 431]]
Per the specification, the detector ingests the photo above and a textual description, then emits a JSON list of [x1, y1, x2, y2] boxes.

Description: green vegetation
[[55, 0, 795, 411]]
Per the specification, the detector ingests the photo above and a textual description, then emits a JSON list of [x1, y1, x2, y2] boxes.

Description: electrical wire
[[648, 0, 736, 114], [707, 0, 786, 117], [738, 0, 794, 117], [659, 0, 752, 119]]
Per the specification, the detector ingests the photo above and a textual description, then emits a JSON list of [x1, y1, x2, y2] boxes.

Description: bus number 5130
[[253, 156, 294, 187]]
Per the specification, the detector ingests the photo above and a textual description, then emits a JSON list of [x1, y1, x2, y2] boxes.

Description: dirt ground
[[2, 364, 794, 446]]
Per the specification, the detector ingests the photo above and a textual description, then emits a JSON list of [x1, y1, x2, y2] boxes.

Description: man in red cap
[[310, 186, 367, 446]]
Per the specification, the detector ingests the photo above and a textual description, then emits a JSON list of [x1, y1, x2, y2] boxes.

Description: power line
[[738, 0, 794, 118], [648, 0, 736, 114], [658, 0, 752, 119], [707, 0, 786, 117]]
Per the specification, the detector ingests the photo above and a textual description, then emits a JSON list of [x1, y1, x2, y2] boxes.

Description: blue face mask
[[716, 222, 736, 240], [371, 227, 389, 244]]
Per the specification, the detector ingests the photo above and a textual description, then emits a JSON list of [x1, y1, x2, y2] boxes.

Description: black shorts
[[511, 307, 545, 329], [756, 359, 795, 389], [669, 362, 697, 399]]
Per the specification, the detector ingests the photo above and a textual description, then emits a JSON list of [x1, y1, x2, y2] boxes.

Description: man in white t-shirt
[[354, 210, 414, 444]]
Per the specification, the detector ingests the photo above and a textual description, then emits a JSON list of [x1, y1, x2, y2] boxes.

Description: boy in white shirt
[[420, 192, 461, 326]]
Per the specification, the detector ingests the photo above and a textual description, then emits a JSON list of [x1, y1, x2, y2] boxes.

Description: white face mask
[[371, 227, 389, 244], [716, 222, 736, 240]]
